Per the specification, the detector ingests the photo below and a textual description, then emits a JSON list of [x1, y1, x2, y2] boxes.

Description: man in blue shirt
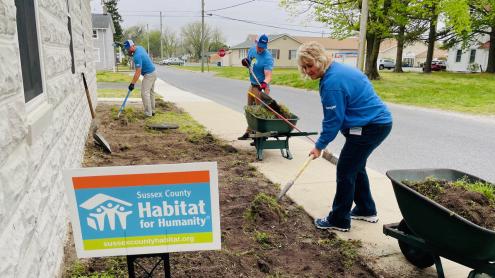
[[123, 39, 157, 117], [238, 34, 274, 140]]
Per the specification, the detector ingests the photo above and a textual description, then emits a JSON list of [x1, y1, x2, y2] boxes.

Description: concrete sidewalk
[[151, 78, 470, 277]]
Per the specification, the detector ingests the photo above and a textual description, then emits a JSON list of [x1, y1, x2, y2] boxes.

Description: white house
[[0, 0, 95, 277], [447, 36, 490, 72], [91, 13, 115, 70]]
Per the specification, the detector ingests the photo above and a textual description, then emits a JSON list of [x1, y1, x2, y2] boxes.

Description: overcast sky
[[90, 0, 329, 45]]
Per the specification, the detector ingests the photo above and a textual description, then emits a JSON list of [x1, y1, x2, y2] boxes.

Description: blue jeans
[[327, 123, 392, 228]]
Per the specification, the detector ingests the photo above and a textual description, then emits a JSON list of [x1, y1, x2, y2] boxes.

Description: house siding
[[0, 0, 95, 277], [93, 27, 114, 70], [447, 47, 489, 72]]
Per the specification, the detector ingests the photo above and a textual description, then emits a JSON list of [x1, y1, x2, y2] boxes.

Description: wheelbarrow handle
[[117, 89, 132, 118], [277, 154, 314, 201]]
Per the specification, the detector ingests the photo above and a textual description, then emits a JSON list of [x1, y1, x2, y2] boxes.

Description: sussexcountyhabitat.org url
[[103, 236, 195, 247]]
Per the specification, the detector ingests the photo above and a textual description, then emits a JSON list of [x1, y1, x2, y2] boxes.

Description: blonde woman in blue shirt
[[297, 41, 393, 232]]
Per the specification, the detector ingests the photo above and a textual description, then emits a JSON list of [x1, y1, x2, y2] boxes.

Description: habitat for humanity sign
[[64, 162, 220, 258]]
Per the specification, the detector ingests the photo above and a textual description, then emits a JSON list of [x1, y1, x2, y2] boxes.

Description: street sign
[[218, 48, 226, 57], [64, 162, 221, 258]]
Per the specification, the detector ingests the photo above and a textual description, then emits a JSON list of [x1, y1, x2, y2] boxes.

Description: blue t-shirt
[[133, 46, 155, 75], [315, 62, 392, 150], [246, 46, 273, 85]]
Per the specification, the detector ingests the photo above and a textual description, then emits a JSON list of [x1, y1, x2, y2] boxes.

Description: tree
[[180, 22, 225, 59], [208, 28, 227, 52], [163, 27, 180, 58], [103, 0, 123, 43], [281, 0, 395, 80]]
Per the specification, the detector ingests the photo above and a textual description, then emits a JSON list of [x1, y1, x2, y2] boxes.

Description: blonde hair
[[296, 41, 332, 78]]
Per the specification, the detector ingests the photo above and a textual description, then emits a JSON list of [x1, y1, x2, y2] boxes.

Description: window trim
[[455, 49, 462, 63], [19, 0, 48, 113], [469, 49, 476, 64]]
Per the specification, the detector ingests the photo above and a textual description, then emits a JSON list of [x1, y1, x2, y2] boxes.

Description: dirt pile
[[404, 177, 495, 230]]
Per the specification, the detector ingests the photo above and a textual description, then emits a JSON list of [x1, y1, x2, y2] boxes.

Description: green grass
[[145, 109, 208, 142], [452, 176, 495, 203], [176, 66, 495, 115], [96, 71, 133, 82], [97, 88, 141, 98]]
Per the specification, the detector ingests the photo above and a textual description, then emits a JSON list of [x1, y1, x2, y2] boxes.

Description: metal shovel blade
[[94, 132, 112, 153]]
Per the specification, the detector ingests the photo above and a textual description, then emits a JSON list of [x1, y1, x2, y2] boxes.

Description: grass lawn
[[96, 71, 133, 82], [177, 66, 495, 115], [97, 88, 141, 98]]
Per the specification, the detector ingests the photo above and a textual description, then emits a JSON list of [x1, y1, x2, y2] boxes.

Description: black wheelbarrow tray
[[384, 168, 495, 278], [244, 110, 316, 160]]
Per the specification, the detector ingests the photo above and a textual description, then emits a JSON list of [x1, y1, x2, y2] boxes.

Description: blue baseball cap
[[123, 39, 134, 49], [257, 34, 268, 49]]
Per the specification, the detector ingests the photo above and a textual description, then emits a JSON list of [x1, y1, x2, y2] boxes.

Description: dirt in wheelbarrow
[[61, 101, 389, 278], [404, 178, 495, 230]]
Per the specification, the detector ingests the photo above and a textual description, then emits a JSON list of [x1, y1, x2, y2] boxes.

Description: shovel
[[82, 73, 112, 154], [117, 89, 132, 118], [277, 154, 314, 201], [247, 64, 283, 115]]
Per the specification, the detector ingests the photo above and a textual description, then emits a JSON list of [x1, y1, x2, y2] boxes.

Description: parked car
[[378, 58, 395, 70], [166, 58, 184, 66], [157, 58, 184, 66], [422, 60, 446, 71]]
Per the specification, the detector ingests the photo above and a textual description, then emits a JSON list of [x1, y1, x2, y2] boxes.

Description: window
[[239, 48, 248, 59], [268, 49, 280, 59], [289, 50, 297, 60], [92, 29, 98, 39], [67, 0, 75, 73], [15, 0, 43, 103], [469, 49, 476, 63], [456, 50, 462, 62]]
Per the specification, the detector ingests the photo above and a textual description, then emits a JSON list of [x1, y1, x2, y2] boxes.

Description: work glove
[[260, 82, 268, 90], [128, 83, 135, 91], [241, 58, 250, 68]]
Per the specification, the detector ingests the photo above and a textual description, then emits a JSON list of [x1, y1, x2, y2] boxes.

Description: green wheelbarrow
[[384, 168, 495, 278], [244, 110, 317, 161]]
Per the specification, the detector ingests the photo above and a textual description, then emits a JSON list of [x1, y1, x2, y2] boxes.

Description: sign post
[[64, 162, 221, 276]]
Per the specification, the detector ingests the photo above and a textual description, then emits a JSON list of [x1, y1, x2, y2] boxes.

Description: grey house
[[92, 14, 115, 70]]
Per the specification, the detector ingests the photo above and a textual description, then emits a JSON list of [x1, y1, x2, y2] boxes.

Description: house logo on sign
[[80, 193, 133, 232]]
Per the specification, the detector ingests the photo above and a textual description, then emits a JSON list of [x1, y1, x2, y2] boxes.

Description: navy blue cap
[[257, 34, 268, 49]]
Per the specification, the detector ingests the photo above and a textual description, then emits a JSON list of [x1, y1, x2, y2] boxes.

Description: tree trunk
[[394, 25, 405, 73], [486, 26, 495, 73], [365, 35, 381, 80], [365, 33, 375, 74], [424, 6, 437, 74]]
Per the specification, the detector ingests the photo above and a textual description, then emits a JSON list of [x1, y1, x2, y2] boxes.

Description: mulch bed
[[62, 101, 387, 277]]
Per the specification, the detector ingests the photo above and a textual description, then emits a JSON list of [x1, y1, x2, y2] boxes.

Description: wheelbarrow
[[244, 110, 317, 160], [384, 168, 495, 278]]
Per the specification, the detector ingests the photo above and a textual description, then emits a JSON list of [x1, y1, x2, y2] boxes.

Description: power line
[[206, 0, 255, 12], [208, 13, 331, 35]]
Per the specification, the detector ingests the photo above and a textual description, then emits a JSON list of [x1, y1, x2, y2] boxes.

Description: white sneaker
[[351, 214, 379, 223]]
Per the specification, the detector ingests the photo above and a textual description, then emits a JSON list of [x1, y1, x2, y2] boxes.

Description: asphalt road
[[155, 65, 495, 182]]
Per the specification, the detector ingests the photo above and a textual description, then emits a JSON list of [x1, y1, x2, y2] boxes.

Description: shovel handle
[[117, 90, 132, 118], [277, 154, 314, 201]]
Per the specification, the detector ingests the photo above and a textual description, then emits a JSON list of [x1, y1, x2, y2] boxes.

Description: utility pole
[[357, 0, 368, 72], [146, 24, 150, 56], [160, 11, 163, 59], [201, 0, 205, 72]]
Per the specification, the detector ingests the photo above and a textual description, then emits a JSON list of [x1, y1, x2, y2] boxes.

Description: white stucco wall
[[0, 0, 95, 277]]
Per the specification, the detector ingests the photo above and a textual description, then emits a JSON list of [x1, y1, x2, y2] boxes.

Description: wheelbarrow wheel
[[397, 219, 435, 269]]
